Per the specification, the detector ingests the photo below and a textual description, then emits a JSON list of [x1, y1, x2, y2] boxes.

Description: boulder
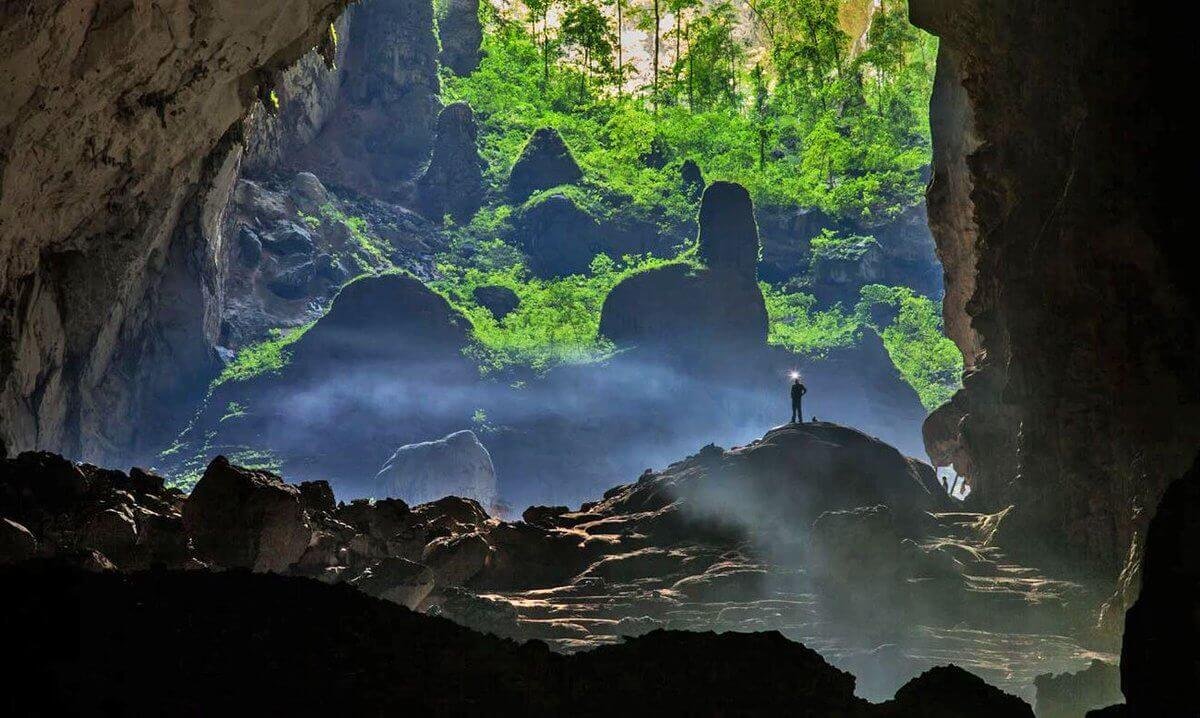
[[0, 518, 37, 564], [265, 257, 316, 299], [598, 262, 768, 352], [1118, 453, 1200, 716], [350, 557, 437, 609], [289, 172, 329, 214], [511, 193, 600, 277], [507, 128, 582, 202], [261, 221, 316, 256], [696, 181, 759, 280], [438, 0, 482, 75], [298, 480, 336, 515], [377, 430, 498, 509], [183, 456, 311, 572], [78, 507, 139, 563], [472, 285, 520, 319], [417, 102, 484, 222], [421, 532, 491, 586], [237, 227, 263, 268]]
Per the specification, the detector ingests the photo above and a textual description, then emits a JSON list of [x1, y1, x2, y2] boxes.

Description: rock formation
[[0, 428, 1079, 709], [376, 429, 498, 509], [1115, 454, 1200, 716], [600, 181, 767, 355], [0, 0, 352, 465], [512, 193, 602, 277], [1034, 659, 1122, 718], [0, 561, 1039, 716], [696, 182, 760, 280], [472, 285, 520, 319], [183, 456, 311, 572], [911, 0, 1200, 591], [417, 103, 485, 223], [438, 0, 483, 76], [680, 158, 706, 199], [291, 0, 442, 196], [507, 128, 584, 202], [164, 273, 478, 493]]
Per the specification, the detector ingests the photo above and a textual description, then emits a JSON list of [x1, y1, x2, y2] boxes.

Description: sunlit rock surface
[[2, 425, 1109, 704]]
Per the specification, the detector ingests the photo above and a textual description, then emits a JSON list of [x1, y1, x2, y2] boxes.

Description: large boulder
[[696, 181, 759, 280], [0, 518, 37, 564], [438, 0, 483, 75], [512, 193, 600, 278], [417, 102, 484, 222], [507, 128, 583, 202], [472, 285, 520, 319], [377, 430, 498, 510], [350, 557, 437, 608], [598, 263, 768, 352], [1117, 453, 1200, 716], [183, 457, 311, 572]]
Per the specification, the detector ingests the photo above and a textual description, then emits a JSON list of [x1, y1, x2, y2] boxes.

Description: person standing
[[791, 377, 807, 423]]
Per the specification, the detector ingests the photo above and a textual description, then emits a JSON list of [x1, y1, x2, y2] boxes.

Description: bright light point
[[789, 371, 800, 380]]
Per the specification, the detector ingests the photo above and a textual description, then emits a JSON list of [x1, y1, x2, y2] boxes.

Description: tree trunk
[[653, 0, 660, 113], [616, 0, 623, 98]]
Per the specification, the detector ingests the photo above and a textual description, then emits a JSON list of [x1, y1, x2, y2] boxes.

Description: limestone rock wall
[[911, 0, 1200, 580], [0, 0, 351, 464]]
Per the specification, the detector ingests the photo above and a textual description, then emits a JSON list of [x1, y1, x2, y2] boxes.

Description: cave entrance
[[185, 0, 958, 505]]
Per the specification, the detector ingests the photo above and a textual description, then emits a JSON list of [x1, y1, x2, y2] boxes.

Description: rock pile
[[507, 128, 583, 202]]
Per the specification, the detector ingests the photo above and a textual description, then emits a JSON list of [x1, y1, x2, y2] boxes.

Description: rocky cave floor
[[1, 422, 1124, 714]]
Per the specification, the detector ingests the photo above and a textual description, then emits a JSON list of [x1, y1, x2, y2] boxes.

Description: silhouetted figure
[[790, 378, 807, 423]]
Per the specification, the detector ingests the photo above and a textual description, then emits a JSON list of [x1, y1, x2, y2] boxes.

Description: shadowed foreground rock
[[1116, 453, 1200, 716], [0, 562, 1034, 716]]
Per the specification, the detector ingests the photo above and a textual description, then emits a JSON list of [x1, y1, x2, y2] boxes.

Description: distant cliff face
[[912, 0, 1200, 584], [0, 0, 351, 464]]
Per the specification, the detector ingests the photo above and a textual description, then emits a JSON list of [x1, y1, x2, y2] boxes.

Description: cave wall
[[912, 0, 1200, 580], [0, 0, 351, 463]]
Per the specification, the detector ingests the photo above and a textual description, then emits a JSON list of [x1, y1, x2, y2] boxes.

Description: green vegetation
[[427, 0, 957, 405], [444, 0, 936, 221], [433, 250, 700, 374], [213, 322, 315, 387]]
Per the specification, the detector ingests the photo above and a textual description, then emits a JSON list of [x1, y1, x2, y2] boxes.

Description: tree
[[681, 1, 742, 110], [561, 0, 614, 97], [751, 63, 770, 169], [525, 0, 557, 85], [666, 0, 701, 106]]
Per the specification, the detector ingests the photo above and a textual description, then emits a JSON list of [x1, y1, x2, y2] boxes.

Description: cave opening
[[3, 0, 1196, 714]]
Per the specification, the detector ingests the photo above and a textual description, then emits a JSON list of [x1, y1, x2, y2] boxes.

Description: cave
[[1, 0, 1196, 715]]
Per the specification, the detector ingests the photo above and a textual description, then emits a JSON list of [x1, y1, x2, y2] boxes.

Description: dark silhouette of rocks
[[697, 181, 760, 280], [438, 0, 483, 75], [507, 128, 583, 202], [472, 285, 520, 319], [877, 665, 1034, 718], [417, 102, 485, 222], [0, 561, 1037, 716], [1115, 453, 1200, 716], [1035, 659, 1122, 718], [183, 456, 311, 572]]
